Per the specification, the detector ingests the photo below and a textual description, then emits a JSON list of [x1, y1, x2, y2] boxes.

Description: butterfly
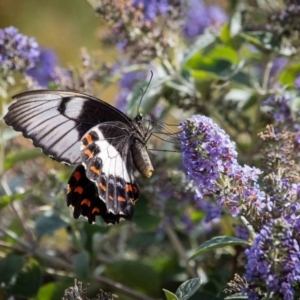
[[4, 90, 154, 224]]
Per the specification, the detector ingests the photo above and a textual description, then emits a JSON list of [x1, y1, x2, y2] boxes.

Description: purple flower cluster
[[262, 95, 300, 145], [132, 0, 171, 20], [179, 115, 238, 192], [179, 115, 265, 222], [183, 0, 227, 39], [222, 165, 267, 217], [0, 26, 40, 73], [26, 48, 58, 87], [245, 218, 300, 299], [263, 95, 293, 124]]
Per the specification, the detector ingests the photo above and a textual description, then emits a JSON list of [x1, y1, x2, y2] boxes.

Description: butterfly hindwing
[[67, 164, 126, 224], [4, 90, 131, 165], [80, 123, 139, 219]]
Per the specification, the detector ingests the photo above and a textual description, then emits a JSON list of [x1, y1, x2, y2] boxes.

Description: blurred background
[[0, 0, 118, 100]]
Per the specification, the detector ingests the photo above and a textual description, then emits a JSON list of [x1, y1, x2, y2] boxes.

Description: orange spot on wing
[[118, 196, 126, 202], [125, 184, 133, 192], [85, 149, 93, 158], [81, 199, 91, 207], [86, 134, 93, 144], [92, 207, 100, 214], [74, 186, 83, 194], [109, 195, 114, 200], [90, 165, 100, 175], [99, 182, 106, 191], [73, 171, 81, 181]]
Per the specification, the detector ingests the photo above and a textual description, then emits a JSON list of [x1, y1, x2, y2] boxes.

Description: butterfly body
[[4, 90, 154, 224]]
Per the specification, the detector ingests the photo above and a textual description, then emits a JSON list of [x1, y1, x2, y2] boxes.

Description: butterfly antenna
[[137, 71, 153, 115]]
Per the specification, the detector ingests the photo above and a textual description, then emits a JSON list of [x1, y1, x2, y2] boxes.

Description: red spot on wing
[[92, 207, 100, 214], [81, 199, 91, 207], [73, 171, 81, 181], [74, 186, 83, 194]]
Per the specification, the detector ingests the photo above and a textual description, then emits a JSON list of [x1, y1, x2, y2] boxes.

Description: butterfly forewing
[[4, 90, 131, 165]]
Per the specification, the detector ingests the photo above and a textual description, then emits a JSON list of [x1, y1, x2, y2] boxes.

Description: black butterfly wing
[[80, 122, 139, 220], [4, 90, 131, 165], [67, 164, 123, 224]]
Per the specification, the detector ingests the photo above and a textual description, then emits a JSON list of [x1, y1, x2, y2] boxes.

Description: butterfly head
[[134, 113, 143, 124]]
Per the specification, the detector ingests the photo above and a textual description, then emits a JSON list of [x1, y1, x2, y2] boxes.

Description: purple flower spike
[[26, 48, 58, 87], [183, 0, 227, 38], [179, 115, 238, 192], [245, 218, 300, 299], [132, 0, 172, 20], [262, 95, 292, 123], [0, 26, 40, 72]]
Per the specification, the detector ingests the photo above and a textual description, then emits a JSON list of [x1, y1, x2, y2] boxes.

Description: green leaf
[[71, 251, 90, 281], [0, 254, 24, 285], [190, 236, 249, 260], [163, 289, 179, 300], [187, 54, 234, 79], [37, 280, 73, 300], [182, 31, 217, 66], [207, 45, 240, 64], [165, 80, 195, 96], [230, 72, 252, 87], [242, 94, 258, 111], [5, 149, 45, 170], [280, 62, 300, 86], [175, 278, 202, 300], [37, 283, 57, 300], [11, 259, 42, 298], [220, 23, 231, 43], [35, 214, 68, 238]]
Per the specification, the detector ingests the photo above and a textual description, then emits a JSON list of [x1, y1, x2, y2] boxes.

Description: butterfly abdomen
[[131, 141, 154, 178]]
